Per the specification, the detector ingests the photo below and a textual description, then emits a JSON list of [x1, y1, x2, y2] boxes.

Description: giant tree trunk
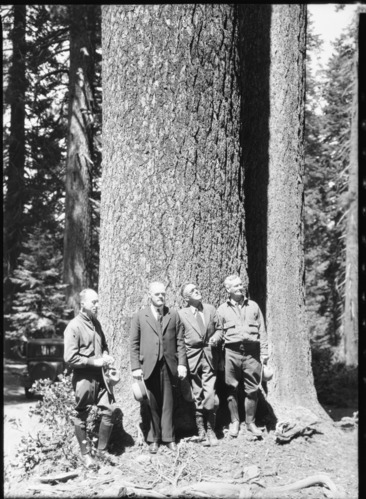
[[4, 5, 27, 313], [100, 4, 246, 429], [341, 49, 358, 367], [100, 4, 328, 432], [63, 6, 96, 314]]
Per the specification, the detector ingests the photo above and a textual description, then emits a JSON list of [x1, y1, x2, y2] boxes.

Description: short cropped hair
[[79, 288, 96, 303], [224, 274, 240, 290], [180, 282, 194, 299], [149, 281, 166, 294]]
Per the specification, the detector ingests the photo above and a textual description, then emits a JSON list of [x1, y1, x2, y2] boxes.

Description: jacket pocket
[[223, 320, 236, 330]]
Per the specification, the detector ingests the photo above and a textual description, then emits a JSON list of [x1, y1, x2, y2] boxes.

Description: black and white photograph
[[3, 4, 361, 498]]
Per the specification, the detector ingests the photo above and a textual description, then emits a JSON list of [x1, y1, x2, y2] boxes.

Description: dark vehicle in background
[[21, 337, 65, 398]]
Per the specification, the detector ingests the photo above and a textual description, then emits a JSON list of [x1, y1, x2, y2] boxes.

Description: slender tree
[[63, 5, 98, 314], [3, 5, 27, 313], [341, 42, 358, 366]]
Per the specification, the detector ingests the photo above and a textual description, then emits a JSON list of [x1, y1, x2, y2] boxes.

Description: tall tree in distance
[[63, 5, 99, 314], [3, 5, 27, 312], [341, 29, 358, 366]]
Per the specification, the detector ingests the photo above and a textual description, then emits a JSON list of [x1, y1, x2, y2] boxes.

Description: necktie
[[156, 309, 163, 359], [195, 308, 206, 336]]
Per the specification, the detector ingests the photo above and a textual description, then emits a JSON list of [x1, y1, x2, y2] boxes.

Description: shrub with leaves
[[16, 371, 100, 474], [5, 227, 72, 340]]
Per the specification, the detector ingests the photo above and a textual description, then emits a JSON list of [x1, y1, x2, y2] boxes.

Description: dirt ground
[[3, 361, 358, 499]]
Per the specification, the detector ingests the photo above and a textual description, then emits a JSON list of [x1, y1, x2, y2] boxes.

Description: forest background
[[2, 3, 359, 409]]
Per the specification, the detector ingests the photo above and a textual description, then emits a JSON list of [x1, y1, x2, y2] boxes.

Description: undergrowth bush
[[16, 372, 100, 474], [311, 346, 358, 408]]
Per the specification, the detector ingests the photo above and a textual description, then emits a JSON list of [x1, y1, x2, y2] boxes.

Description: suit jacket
[[130, 306, 187, 380], [178, 303, 221, 373]]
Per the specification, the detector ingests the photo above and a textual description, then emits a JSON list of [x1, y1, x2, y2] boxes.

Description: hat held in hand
[[262, 364, 273, 382], [132, 378, 149, 403], [102, 363, 121, 394]]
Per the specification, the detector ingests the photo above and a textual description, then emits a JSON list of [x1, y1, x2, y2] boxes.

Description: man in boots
[[64, 289, 116, 468], [215, 275, 269, 438], [179, 283, 222, 446]]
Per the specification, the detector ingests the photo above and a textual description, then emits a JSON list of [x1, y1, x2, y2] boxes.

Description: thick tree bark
[[100, 4, 329, 431], [100, 5, 246, 428], [243, 5, 327, 422], [342, 51, 358, 367], [63, 6, 96, 314], [4, 5, 26, 311]]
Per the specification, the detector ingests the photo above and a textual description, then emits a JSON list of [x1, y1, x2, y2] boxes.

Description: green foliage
[[304, 14, 355, 348], [311, 346, 358, 408], [5, 227, 70, 339], [16, 372, 100, 473]]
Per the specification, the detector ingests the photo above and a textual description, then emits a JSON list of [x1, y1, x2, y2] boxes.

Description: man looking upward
[[179, 283, 222, 446]]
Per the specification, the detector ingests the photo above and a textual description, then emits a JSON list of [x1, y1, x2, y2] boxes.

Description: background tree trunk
[[264, 5, 324, 419], [63, 6, 96, 314], [100, 4, 246, 430], [341, 49, 358, 367], [3, 5, 27, 312]]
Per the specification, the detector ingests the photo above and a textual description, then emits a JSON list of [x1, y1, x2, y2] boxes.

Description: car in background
[[21, 337, 65, 398]]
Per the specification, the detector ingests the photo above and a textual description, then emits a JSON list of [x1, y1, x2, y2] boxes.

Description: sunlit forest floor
[[4, 358, 358, 499]]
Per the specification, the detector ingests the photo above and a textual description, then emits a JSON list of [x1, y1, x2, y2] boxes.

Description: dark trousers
[[72, 370, 114, 428], [190, 355, 218, 413], [225, 344, 261, 399], [144, 358, 175, 443]]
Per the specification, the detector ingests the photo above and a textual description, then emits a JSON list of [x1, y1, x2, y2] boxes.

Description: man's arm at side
[[130, 312, 142, 372]]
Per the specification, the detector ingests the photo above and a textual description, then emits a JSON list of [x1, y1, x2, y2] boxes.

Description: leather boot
[[245, 397, 263, 437], [74, 424, 97, 468], [97, 421, 114, 452], [228, 396, 240, 437], [195, 413, 206, 442], [205, 410, 218, 447]]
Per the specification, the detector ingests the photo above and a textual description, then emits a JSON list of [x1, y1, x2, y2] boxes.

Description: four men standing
[[65, 275, 269, 461]]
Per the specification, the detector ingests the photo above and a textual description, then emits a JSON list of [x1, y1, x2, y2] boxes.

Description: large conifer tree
[[100, 4, 329, 431]]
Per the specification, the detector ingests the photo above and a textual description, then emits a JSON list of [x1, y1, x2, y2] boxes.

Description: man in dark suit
[[178, 283, 222, 446], [130, 281, 187, 453]]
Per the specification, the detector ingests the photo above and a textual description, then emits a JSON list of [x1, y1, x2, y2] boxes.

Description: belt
[[225, 342, 259, 353]]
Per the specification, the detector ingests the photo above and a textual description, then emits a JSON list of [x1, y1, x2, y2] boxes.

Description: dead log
[[37, 471, 79, 483]]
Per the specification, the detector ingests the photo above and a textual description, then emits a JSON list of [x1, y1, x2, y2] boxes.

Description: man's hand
[[209, 337, 218, 347], [102, 353, 115, 366], [261, 356, 269, 365], [132, 369, 143, 380], [177, 365, 187, 379], [93, 357, 110, 368]]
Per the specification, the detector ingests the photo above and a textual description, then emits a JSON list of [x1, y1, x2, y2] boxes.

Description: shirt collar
[[190, 303, 203, 314], [151, 304, 163, 316], [227, 297, 248, 307]]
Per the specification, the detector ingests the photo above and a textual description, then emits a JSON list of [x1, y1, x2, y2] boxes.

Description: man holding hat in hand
[[130, 281, 187, 453], [64, 288, 116, 468]]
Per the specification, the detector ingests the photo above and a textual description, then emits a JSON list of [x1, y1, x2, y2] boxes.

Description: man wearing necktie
[[130, 281, 187, 453], [178, 283, 222, 446], [215, 275, 269, 438]]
